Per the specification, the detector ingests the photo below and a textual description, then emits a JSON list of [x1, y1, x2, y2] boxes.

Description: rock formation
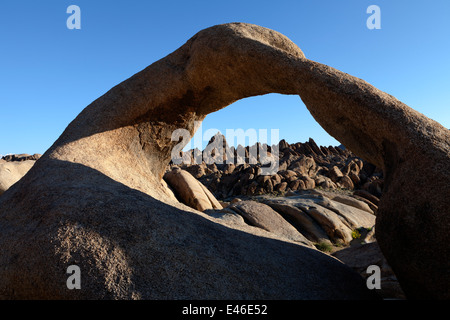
[[0, 154, 40, 195], [260, 191, 376, 246], [173, 136, 383, 199], [226, 200, 315, 247], [164, 167, 222, 211], [0, 22, 448, 299]]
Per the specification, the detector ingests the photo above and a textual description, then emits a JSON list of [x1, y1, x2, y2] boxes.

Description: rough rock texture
[[163, 167, 222, 211], [309, 189, 374, 214], [0, 22, 448, 299], [227, 200, 314, 247], [260, 193, 376, 245]]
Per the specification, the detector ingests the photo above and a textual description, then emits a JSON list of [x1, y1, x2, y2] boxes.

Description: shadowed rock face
[[0, 22, 448, 299]]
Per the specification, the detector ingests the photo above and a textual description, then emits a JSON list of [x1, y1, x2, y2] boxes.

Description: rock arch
[[0, 23, 448, 299]]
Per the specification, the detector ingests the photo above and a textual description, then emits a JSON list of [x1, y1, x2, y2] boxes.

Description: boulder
[[288, 156, 316, 177], [309, 189, 374, 214], [0, 160, 35, 195], [342, 160, 361, 176], [263, 194, 375, 245], [184, 163, 206, 179], [263, 177, 274, 193], [228, 200, 314, 247], [298, 174, 315, 189], [348, 171, 361, 186], [278, 139, 290, 150], [338, 175, 354, 189], [289, 179, 303, 191], [315, 175, 337, 190], [275, 181, 288, 193], [164, 167, 222, 211], [318, 197, 375, 231], [278, 170, 297, 180], [352, 195, 378, 213], [354, 189, 380, 206], [263, 200, 331, 244], [328, 166, 344, 182]]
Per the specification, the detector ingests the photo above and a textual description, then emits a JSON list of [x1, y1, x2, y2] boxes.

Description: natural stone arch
[[0, 23, 448, 299]]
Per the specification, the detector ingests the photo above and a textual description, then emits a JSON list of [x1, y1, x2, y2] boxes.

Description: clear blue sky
[[1, 0, 449, 155]]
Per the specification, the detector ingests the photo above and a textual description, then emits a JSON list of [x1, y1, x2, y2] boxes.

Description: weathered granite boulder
[[163, 167, 222, 211], [227, 200, 313, 247], [262, 194, 375, 245], [0, 160, 35, 195]]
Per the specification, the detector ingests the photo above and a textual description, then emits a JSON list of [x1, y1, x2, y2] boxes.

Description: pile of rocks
[[163, 164, 404, 299], [164, 162, 377, 247], [1, 153, 41, 162], [163, 165, 405, 299], [168, 134, 384, 203]]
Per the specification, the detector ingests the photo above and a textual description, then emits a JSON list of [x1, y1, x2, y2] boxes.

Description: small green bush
[[314, 241, 333, 252]]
